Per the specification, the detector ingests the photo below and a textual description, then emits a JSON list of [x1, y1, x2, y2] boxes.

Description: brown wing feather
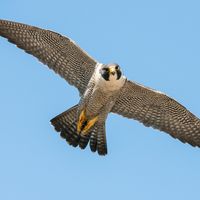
[[112, 80, 200, 147], [0, 19, 97, 94]]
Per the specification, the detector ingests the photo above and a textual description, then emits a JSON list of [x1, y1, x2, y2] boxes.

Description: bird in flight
[[0, 19, 200, 156]]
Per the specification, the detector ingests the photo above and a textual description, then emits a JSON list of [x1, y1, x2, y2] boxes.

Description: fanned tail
[[50, 105, 107, 155]]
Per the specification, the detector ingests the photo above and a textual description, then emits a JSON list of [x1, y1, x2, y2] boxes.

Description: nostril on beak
[[111, 71, 115, 75]]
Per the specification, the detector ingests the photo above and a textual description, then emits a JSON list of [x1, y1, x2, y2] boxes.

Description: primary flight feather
[[0, 19, 200, 155]]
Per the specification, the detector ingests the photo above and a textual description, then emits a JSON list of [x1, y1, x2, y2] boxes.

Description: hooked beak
[[109, 67, 116, 76]]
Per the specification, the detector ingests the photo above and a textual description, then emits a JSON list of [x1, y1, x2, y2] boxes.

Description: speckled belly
[[85, 89, 117, 118]]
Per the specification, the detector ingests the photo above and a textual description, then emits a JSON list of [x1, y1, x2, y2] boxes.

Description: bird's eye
[[102, 68, 109, 71], [115, 65, 119, 70]]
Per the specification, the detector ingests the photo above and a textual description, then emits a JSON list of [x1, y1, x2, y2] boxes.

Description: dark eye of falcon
[[116, 65, 122, 80], [102, 67, 109, 71], [115, 65, 119, 70], [100, 68, 110, 81]]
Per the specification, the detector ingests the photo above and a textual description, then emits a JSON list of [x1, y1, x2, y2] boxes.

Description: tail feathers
[[90, 124, 107, 155], [51, 105, 107, 156], [51, 105, 89, 149], [97, 125, 107, 155], [90, 127, 98, 152]]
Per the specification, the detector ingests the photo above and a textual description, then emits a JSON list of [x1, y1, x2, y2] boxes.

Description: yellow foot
[[81, 116, 98, 134], [77, 109, 87, 133], [77, 109, 98, 135]]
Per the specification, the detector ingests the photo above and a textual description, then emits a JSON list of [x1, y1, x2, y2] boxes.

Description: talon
[[82, 116, 98, 135], [77, 109, 86, 133], [77, 109, 98, 135]]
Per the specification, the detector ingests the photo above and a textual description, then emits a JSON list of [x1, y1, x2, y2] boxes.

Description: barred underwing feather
[[0, 19, 97, 94], [112, 80, 200, 147]]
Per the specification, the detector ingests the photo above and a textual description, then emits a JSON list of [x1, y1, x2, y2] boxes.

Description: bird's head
[[100, 63, 122, 81]]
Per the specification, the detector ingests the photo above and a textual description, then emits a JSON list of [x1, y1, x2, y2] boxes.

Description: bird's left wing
[[112, 80, 200, 147], [0, 19, 97, 94]]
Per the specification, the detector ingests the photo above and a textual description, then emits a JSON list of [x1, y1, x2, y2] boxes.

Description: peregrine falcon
[[0, 19, 200, 156]]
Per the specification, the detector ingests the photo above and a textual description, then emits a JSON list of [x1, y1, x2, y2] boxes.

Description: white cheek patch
[[94, 63, 104, 82]]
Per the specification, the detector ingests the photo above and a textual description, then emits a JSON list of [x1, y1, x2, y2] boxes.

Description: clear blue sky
[[0, 1, 200, 200]]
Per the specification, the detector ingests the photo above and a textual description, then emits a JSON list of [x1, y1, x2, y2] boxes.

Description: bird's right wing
[[112, 80, 200, 147], [0, 19, 97, 94]]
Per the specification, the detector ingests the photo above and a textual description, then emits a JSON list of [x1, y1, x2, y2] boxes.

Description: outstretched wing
[[0, 19, 97, 94], [112, 80, 200, 147]]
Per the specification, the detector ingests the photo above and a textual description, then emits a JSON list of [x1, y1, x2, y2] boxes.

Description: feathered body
[[78, 63, 126, 121]]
